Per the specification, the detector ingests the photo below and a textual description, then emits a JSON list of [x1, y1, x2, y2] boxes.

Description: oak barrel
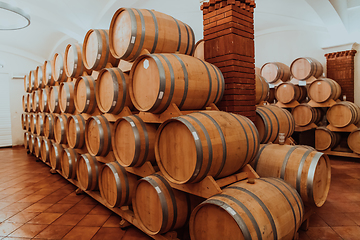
[[22, 94, 28, 112], [36, 113, 46, 136], [74, 76, 97, 114], [327, 101, 360, 128], [85, 115, 113, 156], [29, 70, 36, 92], [32, 90, 40, 112], [96, 68, 133, 114], [82, 29, 119, 71], [99, 161, 138, 207], [255, 73, 269, 104], [29, 113, 37, 134], [315, 127, 340, 151], [290, 57, 323, 80], [49, 86, 61, 114], [28, 133, 36, 154], [39, 87, 50, 113], [155, 111, 259, 184], [44, 113, 57, 139], [347, 128, 360, 154], [255, 105, 295, 143], [292, 104, 322, 127], [50, 142, 63, 170], [308, 77, 341, 103], [21, 113, 27, 130], [59, 81, 76, 113], [252, 144, 331, 207], [132, 174, 190, 235], [42, 60, 55, 86], [109, 8, 195, 61], [66, 114, 88, 149], [54, 114, 69, 144], [24, 75, 30, 93], [24, 132, 30, 149], [34, 135, 43, 158], [260, 62, 291, 83], [61, 148, 80, 179], [190, 177, 304, 240], [51, 53, 67, 82], [113, 115, 157, 167], [77, 153, 102, 191], [64, 43, 89, 78], [35, 65, 44, 89], [25, 113, 30, 131], [275, 82, 306, 104], [130, 53, 224, 113], [40, 138, 52, 163], [193, 39, 205, 60]]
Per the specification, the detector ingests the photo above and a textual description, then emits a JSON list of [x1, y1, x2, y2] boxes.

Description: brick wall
[[202, 0, 256, 122], [325, 50, 357, 102]]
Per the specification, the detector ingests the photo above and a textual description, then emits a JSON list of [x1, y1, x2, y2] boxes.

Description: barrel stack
[[21, 4, 333, 240]]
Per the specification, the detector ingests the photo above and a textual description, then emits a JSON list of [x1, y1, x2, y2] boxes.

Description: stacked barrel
[[21, 7, 333, 240]]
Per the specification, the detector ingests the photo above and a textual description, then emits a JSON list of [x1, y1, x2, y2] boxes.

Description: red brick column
[[201, 0, 256, 121], [325, 50, 357, 102]]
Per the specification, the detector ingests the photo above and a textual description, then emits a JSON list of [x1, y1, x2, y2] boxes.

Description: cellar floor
[[0, 147, 359, 240]]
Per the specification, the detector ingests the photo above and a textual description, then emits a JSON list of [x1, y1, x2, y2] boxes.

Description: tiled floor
[[0, 147, 360, 239]]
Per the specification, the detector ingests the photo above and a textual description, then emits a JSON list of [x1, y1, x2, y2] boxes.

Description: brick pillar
[[325, 50, 357, 102], [201, 0, 256, 122]]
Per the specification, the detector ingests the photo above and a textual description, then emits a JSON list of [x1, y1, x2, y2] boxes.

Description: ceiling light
[[0, 1, 30, 30]]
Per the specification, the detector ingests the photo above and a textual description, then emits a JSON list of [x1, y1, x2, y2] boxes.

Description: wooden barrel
[[308, 77, 341, 103], [21, 113, 27, 130], [255, 74, 269, 104], [29, 70, 36, 92], [59, 81, 76, 113], [24, 75, 30, 93], [77, 153, 102, 191], [260, 62, 291, 83], [22, 94, 28, 112], [49, 86, 61, 113], [315, 127, 340, 151], [252, 144, 331, 207], [35, 65, 44, 89], [190, 177, 304, 240], [109, 8, 195, 61], [25, 113, 30, 131], [27, 93, 32, 112], [85, 115, 113, 156], [61, 148, 80, 179], [34, 135, 43, 158], [51, 53, 67, 82], [24, 132, 30, 149], [155, 111, 259, 184], [113, 115, 157, 167], [290, 57, 323, 80], [40, 138, 52, 163], [255, 105, 295, 143], [64, 43, 89, 78], [193, 39, 204, 61], [74, 76, 97, 114], [30, 113, 37, 134], [292, 104, 322, 127], [275, 82, 306, 104], [43, 60, 55, 86], [44, 113, 57, 139], [132, 174, 190, 235], [82, 29, 119, 71], [99, 161, 138, 207], [327, 101, 360, 128], [50, 142, 63, 170], [348, 128, 360, 154], [130, 53, 224, 113], [28, 133, 36, 154], [54, 114, 68, 144], [36, 113, 46, 136], [39, 87, 50, 113], [66, 114, 87, 149], [96, 68, 133, 114], [32, 90, 41, 112]]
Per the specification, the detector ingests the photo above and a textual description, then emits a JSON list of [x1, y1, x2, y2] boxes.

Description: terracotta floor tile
[[0, 222, 23, 237], [333, 226, 360, 240], [51, 213, 86, 226], [33, 224, 74, 239], [1, 237, 32, 240], [62, 226, 100, 240], [0, 203, 33, 213], [57, 194, 85, 204], [27, 213, 62, 225], [43, 203, 74, 213], [0, 202, 13, 210], [17, 194, 47, 203], [0, 194, 29, 203], [77, 197, 99, 205], [305, 227, 342, 240], [8, 223, 48, 238], [91, 227, 126, 240], [0, 188, 24, 195], [121, 227, 152, 240], [308, 213, 329, 227], [23, 203, 53, 213], [346, 212, 360, 226], [5, 212, 40, 224], [88, 204, 112, 216], [66, 203, 97, 215], [298, 230, 310, 240], [102, 214, 122, 227], [319, 212, 357, 226], [0, 211, 20, 222], [77, 214, 110, 227]]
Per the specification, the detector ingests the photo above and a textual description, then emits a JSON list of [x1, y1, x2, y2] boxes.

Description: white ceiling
[[0, 0, 359, 72]]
